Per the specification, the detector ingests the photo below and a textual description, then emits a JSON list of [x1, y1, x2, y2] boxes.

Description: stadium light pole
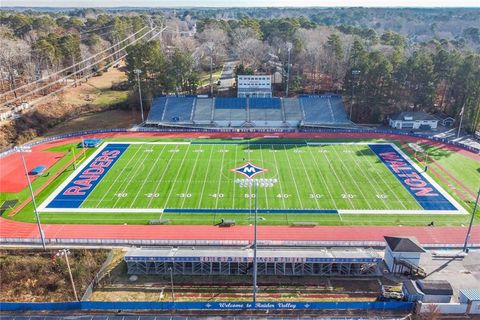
[[463, 187, 480, 253], [16, 146, 46, 250], [57, 249, 79, 301], [350, 70, 361, 121], [285, 42, 292, 98], [237, 178, 276, 307], [134, 69, 145, 123], [168, 267, 175, 305]]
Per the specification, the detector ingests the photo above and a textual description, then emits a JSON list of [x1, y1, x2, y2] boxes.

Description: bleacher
[[283, 98, 304, 124], [299, 95, 350, 124], [215, 97, 247, 109], [145, 96, 168, 124], [249, 97, 281, 109], [146, 95, 352, 127], [162, 97, 195, 123], [193, 98, 213, 123]]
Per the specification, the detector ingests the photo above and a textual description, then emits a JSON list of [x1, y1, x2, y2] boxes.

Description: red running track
[[0, 131, 478, 246], [0, 218, 479, 246]]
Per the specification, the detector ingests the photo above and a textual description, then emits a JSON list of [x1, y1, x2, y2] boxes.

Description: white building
[[389, 111, 439, 130], [384, 236, 425, 273], [237, 75, 272, 98]]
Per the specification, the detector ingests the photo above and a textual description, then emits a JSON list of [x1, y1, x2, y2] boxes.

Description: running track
[[1, 131, 478, 247]]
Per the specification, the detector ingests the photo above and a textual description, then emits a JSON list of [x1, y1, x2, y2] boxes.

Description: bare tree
[[0, 37, 32, 96]]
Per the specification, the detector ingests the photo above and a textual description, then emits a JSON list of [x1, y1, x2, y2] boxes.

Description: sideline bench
[[148, 219, 170, 225], [291, 221, 318, 227]]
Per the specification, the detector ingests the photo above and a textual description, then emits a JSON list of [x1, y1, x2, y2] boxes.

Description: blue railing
[[0, 301, 413, 311], [1, 126, 478, 160]]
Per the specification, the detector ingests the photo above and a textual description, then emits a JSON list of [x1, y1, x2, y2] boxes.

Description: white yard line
[[162, 144, 192, 209], [110, 144, 152, 208], [331, 146, 373, 210], [197, 146, 214, 209], [147, 144, 183, 209], [319, 146, 355, 208], [390, 143, 466, 213], [343, 145, 390, 209], [357, 146, 408, 210], [128, 144, 168, 208], [38, 143, 109, 210], [295, 145, 321, 208], [270, 145, 287, 209], [91, 144, 144, 208], [214, 145, 227, 209], [258, 144, 269, 210], [180, 147, 202, 208], [282, 145, 304, 209], [306, 145, 337, 208], [232, 144, 238, 209]]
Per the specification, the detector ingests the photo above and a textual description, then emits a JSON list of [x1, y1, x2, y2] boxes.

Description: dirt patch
[[0, 65, 133, 150], [45, 108, 140, 137], [0, 249, 109, 302]]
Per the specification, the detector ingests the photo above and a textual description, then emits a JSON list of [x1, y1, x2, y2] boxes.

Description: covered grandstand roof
[[125, 247, 382, 263]]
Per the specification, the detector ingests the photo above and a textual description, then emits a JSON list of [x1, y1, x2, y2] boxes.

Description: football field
[[38, 141, 463, 215]]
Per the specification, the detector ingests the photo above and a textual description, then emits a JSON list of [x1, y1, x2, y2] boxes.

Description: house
[[459, 288, 480, 314], [383, 236, 426, 273], [388, 111, 439, 130], [403, 279, 453, 303], [434, 112, 455, 127]]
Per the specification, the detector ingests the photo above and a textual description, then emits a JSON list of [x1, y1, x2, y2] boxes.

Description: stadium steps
[[281, 98, 287, 123], [211, 98, 216, 122], [160, 98, 169, 121], [192, 98, 213, 123], [326, 98, 335, 122], [189, 98, 196, 121]]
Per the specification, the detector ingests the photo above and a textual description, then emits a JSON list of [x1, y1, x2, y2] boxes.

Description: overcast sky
[[2, 0, 480, 7]]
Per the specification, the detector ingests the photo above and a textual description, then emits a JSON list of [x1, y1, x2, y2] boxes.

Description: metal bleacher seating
[[145, 96, 168, 124], [193, 98, 214, 123], [162, 97, 195, 123], [213, 98, 247, 123], [299, 95, 350, 124], [146, 95, 351, 127]]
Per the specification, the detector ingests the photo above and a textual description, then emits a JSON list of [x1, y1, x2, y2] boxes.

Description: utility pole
[[17, 147, 46, 249], [168, 267, 175, 304], [133, 69, 144, 123], [285, 42, 292, 98], [253, 182, 258, 306], [457, 104, 465, 139], [463, 187, 480, 253], [57, 249, 78, 301], [209, 54, 214, 98], [350, 70, 361, 121]]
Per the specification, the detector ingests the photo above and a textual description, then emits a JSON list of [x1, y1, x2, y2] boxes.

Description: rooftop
[[125, 247, 382, 263], [384, 236, 425, 253], [389, 111, 437, 121]]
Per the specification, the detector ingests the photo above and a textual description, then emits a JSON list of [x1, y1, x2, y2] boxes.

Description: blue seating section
[[162, 97, 195, 122], [214, 98, 247, 109], [299, 95, 349, 124], [146, 96, 168, 123], [146, 95, 350, 125], [249, 97, 281, 109]]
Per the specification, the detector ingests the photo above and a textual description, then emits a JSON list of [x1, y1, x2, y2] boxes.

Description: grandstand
[[145, 95, 352, 128], [125, 247, 382, 276]]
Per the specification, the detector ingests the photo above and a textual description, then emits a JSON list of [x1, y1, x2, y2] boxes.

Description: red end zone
[[0, 145, 65, 193]]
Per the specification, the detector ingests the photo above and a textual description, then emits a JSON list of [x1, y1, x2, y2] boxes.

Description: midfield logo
[[230, 162, 268, 179]]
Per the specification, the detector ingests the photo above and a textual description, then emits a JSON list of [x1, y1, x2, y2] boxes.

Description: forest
[[0, 7, 478, 131]]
